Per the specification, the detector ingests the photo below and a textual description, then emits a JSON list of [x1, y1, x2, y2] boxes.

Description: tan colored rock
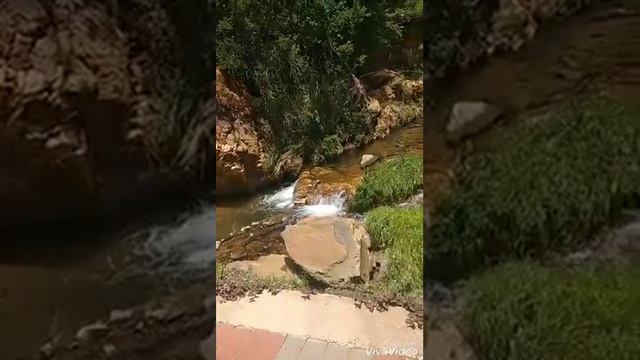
[[360, 154, 378, 168], [215, 67, 274, 195], [293, 167, 361, 205], [446, 101, 503, 142], [281, 217, 372, 285]]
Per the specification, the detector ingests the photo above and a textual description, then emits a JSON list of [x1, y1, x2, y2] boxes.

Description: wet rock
[[360, 154, 379, 168], [227, 254, 296, 279], [217, 214, 290, 262], [293, 167, 360, 205], [446, 101, 503, 143], [76, 322, 108, 342], [281, 217, 372, 285]]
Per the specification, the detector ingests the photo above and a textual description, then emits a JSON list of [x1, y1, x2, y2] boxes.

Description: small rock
[[446, 101, 503, 143], [360, 154, 378, 168], [40, 342, 54, 358], [146, 309, 169, 321], [103, 344, 117, 357], [76, 322, 108, 342], [109, 309, 134, 322], [366, 98, 382, 113]]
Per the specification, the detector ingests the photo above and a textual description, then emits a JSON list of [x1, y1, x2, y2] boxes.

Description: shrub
[[350, 154, 423, 212], [428, 100, 640, 276], [366, 206, 423, 294], [462, 262, 640, 360], [217, 1, 416, 162]]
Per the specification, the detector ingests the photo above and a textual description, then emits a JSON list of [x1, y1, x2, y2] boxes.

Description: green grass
[[350, 155, 423, 212], [428, 100, 640, 277], [461, 262, 640, 360], [366, 206, 423, 294]]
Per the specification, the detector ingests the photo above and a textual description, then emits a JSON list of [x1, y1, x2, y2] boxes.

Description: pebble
[[109, 309, 134, 322]]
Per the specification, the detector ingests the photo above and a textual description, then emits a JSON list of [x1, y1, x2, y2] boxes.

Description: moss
[[461, 262, 640, 360], [428, 100, 640, 278], [350, 154, 423, 212], [366, 206, 423, 294]]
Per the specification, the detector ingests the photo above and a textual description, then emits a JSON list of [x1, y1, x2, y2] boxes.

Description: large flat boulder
[[281, 217, 372, 285]]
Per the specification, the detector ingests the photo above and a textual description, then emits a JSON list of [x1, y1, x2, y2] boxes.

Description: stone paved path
[[215, 323, 413, 360]]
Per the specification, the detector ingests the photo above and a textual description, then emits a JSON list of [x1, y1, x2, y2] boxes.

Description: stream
[[0, 200, 215, 359], [425, 0, 640, 211], [216, 118, 424, 240]]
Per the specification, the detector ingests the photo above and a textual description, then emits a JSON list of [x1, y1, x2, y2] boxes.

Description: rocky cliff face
[[0, 0, 213, 228], [215, 67, 275, 195]]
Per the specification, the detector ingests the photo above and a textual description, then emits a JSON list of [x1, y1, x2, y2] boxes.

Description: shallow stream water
[[0, 200, 215, 359]]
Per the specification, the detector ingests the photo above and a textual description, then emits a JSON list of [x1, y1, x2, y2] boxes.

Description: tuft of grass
[[461, 262, 640, 360], [350, 154, 423, 212], [428, 100, 640, 277], [366, 206, 423, 294]]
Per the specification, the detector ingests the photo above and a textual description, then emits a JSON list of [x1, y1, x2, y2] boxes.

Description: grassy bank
[[428, 100, 640, 276], [461, 262, 640, 360], [350, 154, 423, 212], [366, 206, 423, 294]]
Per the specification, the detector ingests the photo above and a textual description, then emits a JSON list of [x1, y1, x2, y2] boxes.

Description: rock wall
[[426, 0, 597, 79], [0, 0, 213, 228], [215, 67, 274, 195]]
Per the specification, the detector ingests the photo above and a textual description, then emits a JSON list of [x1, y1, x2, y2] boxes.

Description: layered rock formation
[[0, 0, 214, 228], [215, 67, 274, 195]]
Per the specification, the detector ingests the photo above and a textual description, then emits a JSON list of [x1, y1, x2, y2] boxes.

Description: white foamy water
[[262, 181, 297, 209], [131, 205, 215, 277], [298, 193, 346, 217]]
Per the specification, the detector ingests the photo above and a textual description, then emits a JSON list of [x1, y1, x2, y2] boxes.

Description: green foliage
[[217, 0, 413, 162], [428, 100, 640, 276], [366, 206, 423, 294], [350, 155, 423, 212], [462, 262, 640, 360], [425, 0, 499, 78]]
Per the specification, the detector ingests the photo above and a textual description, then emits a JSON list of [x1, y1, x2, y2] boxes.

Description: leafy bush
[[462, 262, 640, 360], [350, 154, 423, 212], [217, 1, 416, 162], [366, 206, 423, 294], [428, 100, 640, 276]]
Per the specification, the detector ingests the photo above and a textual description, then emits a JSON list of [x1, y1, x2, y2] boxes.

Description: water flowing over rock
[[281, 217, 372, 285], [293, 167, 361, 205]]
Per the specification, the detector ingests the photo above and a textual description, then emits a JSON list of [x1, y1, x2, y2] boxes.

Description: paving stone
[[275, 335, 306, 360], [298, 338, 328, 360], [323, 342, 350, 360]]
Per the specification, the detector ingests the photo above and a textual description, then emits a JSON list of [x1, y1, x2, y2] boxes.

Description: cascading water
[[297, 191, 347, 217], [261, 181, 297, 209], [130, 204, 216, 280]]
